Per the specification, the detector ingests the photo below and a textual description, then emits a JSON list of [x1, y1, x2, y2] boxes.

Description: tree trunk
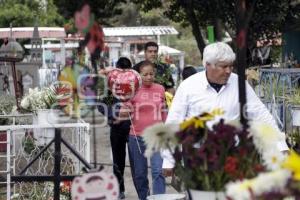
[[236, 0, 248, 126], [214, 18, 224, 41], [182, 0, 206, 56]]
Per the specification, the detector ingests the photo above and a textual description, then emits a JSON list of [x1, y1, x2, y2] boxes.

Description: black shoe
[[119, 191, 125, 199]]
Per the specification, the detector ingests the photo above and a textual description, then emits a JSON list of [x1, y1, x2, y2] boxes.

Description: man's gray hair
[[202, 42, 236, 67]]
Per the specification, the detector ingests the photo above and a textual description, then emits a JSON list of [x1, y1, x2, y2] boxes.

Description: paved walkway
[[91, 124, 178, 199]]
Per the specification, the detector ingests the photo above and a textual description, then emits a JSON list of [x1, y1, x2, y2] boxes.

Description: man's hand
[[162, 168, 174, 177], [99, 66, 114, 75]]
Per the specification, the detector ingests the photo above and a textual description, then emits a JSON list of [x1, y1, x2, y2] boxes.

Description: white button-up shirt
[[162, 71, 288, 168]]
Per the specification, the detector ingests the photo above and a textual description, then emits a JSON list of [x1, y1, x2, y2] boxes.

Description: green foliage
[[111, 2, 171, 26], [140, 8, 170, 26], [0, 0, 64, 27], [133, 0, 299, 53], [22, 132, 36, 154], [53, 0, 126, 26], [114, 2, 202, 65], [39, 0, 64, 26], [154, 63, 173, 87], [161, 25, 202, 66], [0, 94, 16, 125], [269, 46, 282, 64], [110, 2, 141, 26], [259, 76, 289, 102], [286, 88, 300, 105]]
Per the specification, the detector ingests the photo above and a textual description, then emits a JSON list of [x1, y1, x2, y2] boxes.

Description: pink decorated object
[[107, 69, 142, 101], [71, 171, 119, 200]]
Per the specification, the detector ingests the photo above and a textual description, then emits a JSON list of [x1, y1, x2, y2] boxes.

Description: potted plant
[[142, 110, 268, 200], [0, 94, 16, 152]]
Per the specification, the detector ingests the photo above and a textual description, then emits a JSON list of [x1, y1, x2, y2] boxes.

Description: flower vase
[[188, 190, 226, 200], [33, 109, 59, 146]]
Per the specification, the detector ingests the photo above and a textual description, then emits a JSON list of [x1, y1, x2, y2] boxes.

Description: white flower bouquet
[[20, 85, 64, 113], [225, 123, 300, 200]]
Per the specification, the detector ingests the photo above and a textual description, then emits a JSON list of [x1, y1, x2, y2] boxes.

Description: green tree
[[53, 0, 126, 26], [110, 2, 141, 26], [133, 0, 299, 56], [112, 2, 171, 26], [0, 0, 64, 27], [112, 1, 201, 65], [160, 25, 202, 66]]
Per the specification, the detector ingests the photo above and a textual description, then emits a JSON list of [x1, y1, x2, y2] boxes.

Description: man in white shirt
[[162, 42, 288, 176]]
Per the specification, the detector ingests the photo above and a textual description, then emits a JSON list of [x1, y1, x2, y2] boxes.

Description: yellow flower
[[165, 91, 173, 108], [180, 117, 198, 130], [180, 115, 212, 130], [282, 150, 300, 180], [194, 117, 206, 128], [179, 109, 224, 130]]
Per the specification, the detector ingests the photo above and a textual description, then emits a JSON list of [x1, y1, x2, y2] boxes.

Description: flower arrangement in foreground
[[225, 124, 300, 200], [143, 109, 267, 191]]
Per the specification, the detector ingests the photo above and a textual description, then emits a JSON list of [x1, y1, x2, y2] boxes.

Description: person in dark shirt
[[98, 57, 131, 199], [134, 41, 175, 94]]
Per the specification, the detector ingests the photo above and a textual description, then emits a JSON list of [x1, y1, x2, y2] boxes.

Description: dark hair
[[182, 66, 197, 80], [137, 60, 155, 73], [144, 41, 159, 51], [116, 57, 132, 69]]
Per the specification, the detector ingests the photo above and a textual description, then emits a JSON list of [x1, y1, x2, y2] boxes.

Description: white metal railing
[[0, 114, 90, 200]]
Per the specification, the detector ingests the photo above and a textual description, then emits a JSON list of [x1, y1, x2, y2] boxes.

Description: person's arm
[[162, 82, 189, 174], [162, 149, 175, 177], [161, 88, 168, 122], [246, 82, 289, 151], [98, 66, 114, 75], [118, 101, 133, 120], [97, 98, 114, 125], [165, 82, 188, 124]]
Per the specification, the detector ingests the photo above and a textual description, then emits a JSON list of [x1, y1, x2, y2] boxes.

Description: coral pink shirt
[[124, 83, 166, 136]]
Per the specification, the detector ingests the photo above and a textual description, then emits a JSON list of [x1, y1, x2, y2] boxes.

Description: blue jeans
[[128, 135, 166, 200]]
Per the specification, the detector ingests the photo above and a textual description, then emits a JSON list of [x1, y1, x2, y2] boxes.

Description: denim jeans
[[128, 135, 166, 200]]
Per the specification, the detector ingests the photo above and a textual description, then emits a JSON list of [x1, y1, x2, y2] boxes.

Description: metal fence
[[0, 115, 90, 200]]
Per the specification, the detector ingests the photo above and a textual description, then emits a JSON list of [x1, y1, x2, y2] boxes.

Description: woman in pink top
[[120, 60, 166, 200]]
